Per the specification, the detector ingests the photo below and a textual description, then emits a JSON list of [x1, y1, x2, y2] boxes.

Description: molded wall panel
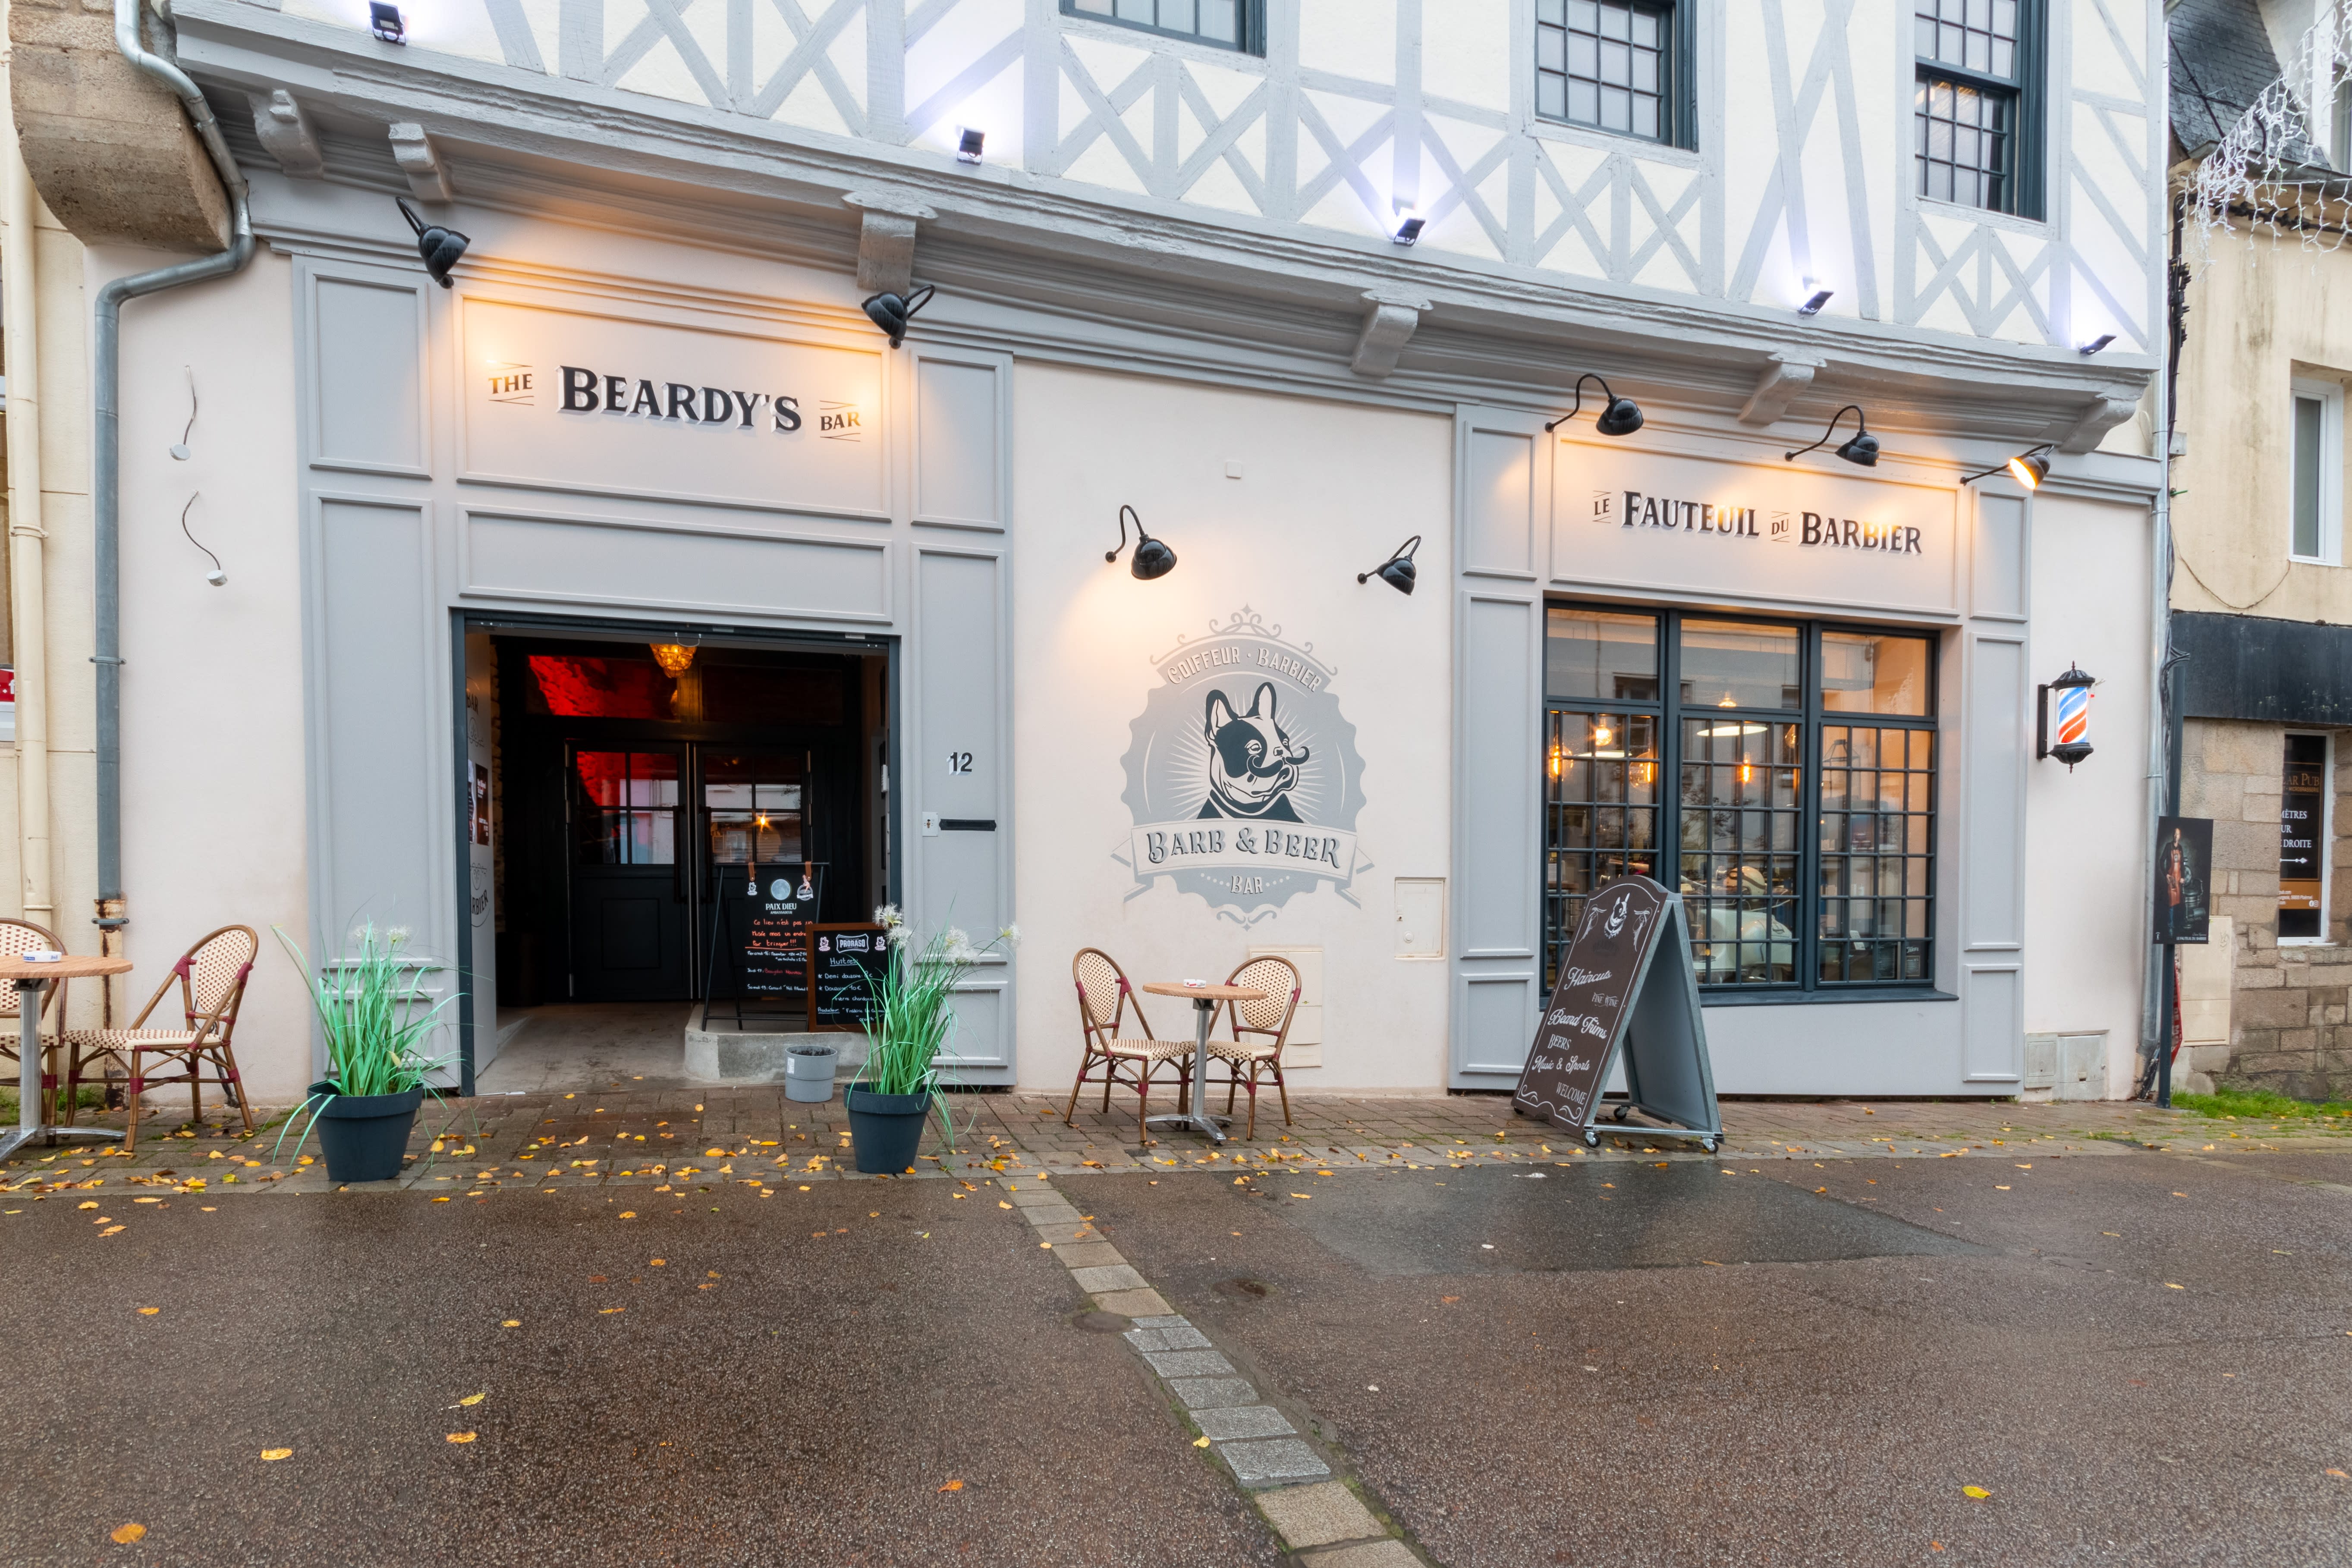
[[1462, 424, 1538, 578], [1972, 492, 2029, 621], [311, 275, 427, 475], [914, 354, 1006, 529], [912, 546, 1009, 1065], [1963, 963, 2024, 1081], [1963, 632, 2028, 949], [462, 509, 891, 621]]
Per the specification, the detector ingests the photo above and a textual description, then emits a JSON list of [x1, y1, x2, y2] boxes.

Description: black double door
[[560, 742, 855, 1003]]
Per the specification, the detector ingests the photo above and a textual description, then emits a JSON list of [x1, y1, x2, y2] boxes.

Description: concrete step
[[684, 1005, 869, 1085]]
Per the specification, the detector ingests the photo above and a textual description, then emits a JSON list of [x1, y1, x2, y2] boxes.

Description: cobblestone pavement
[[3, 1081, 2343, 1196]]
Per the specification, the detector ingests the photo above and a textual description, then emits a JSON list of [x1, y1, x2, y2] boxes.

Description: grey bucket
[[784, 1043, 838, 1103]]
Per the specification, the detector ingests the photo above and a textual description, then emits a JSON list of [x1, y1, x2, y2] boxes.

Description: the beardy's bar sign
[[1120, 610, 1367, 922]]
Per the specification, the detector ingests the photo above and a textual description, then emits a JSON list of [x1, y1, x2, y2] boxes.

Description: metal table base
[[1145, 994, 1232, 1146], [2, 976, 123, 1166]]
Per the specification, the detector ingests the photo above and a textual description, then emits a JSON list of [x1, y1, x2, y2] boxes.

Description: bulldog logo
[[1198, 683, 1310, 822]]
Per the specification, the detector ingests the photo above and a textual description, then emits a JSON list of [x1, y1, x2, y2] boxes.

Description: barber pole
[[2038, 664, 2096, 770]]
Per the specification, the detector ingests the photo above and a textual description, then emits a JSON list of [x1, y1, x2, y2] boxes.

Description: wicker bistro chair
[[0, 918, 71, 1111], [63, 926, 260, 1151], [1204, 955, 1302, 1141], [1064, 948, 1193, 1141]]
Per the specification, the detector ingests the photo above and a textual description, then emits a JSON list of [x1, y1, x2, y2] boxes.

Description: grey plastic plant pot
[[783, 1043, 837, 1103], [310, 1083, 425, 1183], [844, 1087, 930, 1173]]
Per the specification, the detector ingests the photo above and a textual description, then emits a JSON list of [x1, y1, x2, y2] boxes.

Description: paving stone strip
[[1000, 1174, 1430, 1566]]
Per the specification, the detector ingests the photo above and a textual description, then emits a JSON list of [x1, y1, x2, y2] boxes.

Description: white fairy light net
[[2185, 6, 2352, 260]]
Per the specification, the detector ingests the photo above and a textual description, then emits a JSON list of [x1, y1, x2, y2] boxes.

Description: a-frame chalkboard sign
[[1512, 875, 1724, 1152]]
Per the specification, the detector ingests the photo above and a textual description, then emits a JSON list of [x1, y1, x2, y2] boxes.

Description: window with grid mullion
[[1678, 713, 1802, 988], [1062, 0, 1251, 51], [1544, 706, 1661, 988], [1817, 723, 1936, 985], [1536, 0, 1670, 141]]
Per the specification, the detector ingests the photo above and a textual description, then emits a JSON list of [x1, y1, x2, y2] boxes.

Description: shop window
[[2289, 379, 2343, 564], [705, 753, 806, 866], [1535, 0, 1695, 149], [1913, 0, 2044, 220], [1543, 606, 1939, 996], [573, 751, 678, 864], [2280, 733, 2330, 943], [1061, 0, 1263, 53]]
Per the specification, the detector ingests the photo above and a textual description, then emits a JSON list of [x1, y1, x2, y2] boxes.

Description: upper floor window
[[1913, 0, 2044, 220], [2290, 377, 2344, 564], [1535, 0, 1695, 150], [1062, 0, 1263, 54]]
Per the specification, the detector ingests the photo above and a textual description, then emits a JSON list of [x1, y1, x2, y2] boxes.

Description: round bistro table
[[1140, 981, 1267, 1146], [0, 954, 133, 1164]]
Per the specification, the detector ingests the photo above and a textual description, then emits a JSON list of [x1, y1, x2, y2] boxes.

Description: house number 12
[[947, 751, 973, 774]]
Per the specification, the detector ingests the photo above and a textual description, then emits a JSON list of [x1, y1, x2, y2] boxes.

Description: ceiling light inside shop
[[1544, 373, 1644, 437], [1106, 504, 1176, 581], [1699, 723, 1768, 736], [956, 127, 986, 164], [649, 643, 696, 676], [1784, 405, 1879, 468]]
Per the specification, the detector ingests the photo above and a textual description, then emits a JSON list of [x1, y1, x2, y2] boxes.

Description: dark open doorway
[[473, 628, 891, 1041]]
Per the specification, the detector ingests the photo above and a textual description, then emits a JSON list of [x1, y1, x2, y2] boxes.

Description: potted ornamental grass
[[274, 923, 456, 1182], [846, 908, 1015, 1174]]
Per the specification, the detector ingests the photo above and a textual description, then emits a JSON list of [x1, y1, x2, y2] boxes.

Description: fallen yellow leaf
[[458, 1393, 486, 1407], [998, 1200, 1012, 1209], [447, 1432, 477, 1444], [938, 1479, 964, 1492], [1289, 1192, 1311, 1199], [1039, 1241, 1052, 1249], [600, 1306, 626, 1314], [2327, 1469, 2349, 1479], [618, 1211, 637, 1219], [2166, 1283, 2185, 1290], [261, 1448, 292, 1461], [110, 1524, 146, 1544], [138, 1307, 159, 1316], [1193, 1435, 1211, 1448], [500, 1319, 521, 1328], [1962, 1485, 1991, 1500]]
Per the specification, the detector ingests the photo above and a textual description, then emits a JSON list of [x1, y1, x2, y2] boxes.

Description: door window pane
[[705, 753, 807, 866], [1818, 727, 1934, 981], [575, 751, 677, 865], [2280, 734, 2327, 940], [1821, 632, 1932, 714], [1544, 710, 1661, 984], [1679, 619, 1801, 711], [1678, 717, 1801, 984], [1545, 607, 1659, 701]]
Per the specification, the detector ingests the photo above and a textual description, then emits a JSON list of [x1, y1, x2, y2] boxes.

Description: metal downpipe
[[94, 0, 254, 937]]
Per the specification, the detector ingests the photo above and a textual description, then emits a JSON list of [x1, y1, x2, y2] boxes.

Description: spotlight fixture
[[368, 0, 405, 41], [955, 126, 985, 164], [1784, 404, 1879, 468], [1797, 287, 1834, 316], [1357, 534, 1422, 595], [1544, 372, 1644, 437], [860, 283, 935, 349], [1389, 206, 1425, 246], [2036, 663, 2095, 769], [2078, 333, 2116, 355], [648, 642, 697, 677], [1962, 443, 2053, 490], [396, 198, 468, 289], [1105, 503, 1176, 581]]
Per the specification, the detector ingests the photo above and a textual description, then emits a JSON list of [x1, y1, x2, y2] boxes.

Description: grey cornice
[[175, 3, 2157, 444]]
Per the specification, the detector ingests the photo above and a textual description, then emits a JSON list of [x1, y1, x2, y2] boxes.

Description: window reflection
[[706, 754, 805, 865], [574, 751, 678, 864]]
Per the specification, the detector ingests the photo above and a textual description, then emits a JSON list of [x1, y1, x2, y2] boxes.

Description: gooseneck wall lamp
[[1357, 534, 1421, 595], [1962, 443, 2052, 491], [396, 198, 468, 288], [2036, 664, 2096, 769], [1544, 373, 1645, 437], [1107, 504, 1176, 580], [1784, 405, 1880, 468], [861, 283, 934, 349]]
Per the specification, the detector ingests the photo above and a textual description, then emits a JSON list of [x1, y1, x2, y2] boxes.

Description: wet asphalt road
[[1083, 1150, 2352, 1567], [0, 1182, 1279, 1568]]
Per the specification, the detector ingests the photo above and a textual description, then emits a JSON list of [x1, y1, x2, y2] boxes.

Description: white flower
[[873, 903, 904, 929], [998, 924, 1021, 945], [383, 924, 412, 949]]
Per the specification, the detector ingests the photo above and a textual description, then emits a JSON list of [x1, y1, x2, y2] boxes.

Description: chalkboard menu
[[810, 924, 892, 1031], [1516, 878, 1667, 1131], [706, 864, 824, 1025]]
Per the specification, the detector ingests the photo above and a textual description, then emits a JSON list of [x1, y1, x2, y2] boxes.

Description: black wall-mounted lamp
[[1357, 534, 1421, 595], [955, 127, 986, 164], [1106, 504, 1176, 580], [2036, 664, 2095, 769], [1962, 443, 2052, 490], [2077, 334, 2116, 355], [1389, 205, 1426, 245], [1784, 404, 1879, 468], [1544, 373, 1643, 437], [396, 198, 467, 288], [369, 0, 405, 41], [1797, 287, 1834, 316], [861, 283, 935, 349]]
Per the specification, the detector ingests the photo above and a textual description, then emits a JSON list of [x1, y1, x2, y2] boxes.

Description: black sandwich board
[[704, 862, 826, 1028], [1512, 875, 1723, 1151], [810, 924, 892, 1032]]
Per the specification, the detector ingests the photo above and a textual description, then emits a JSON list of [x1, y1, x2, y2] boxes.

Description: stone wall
[[2179, 718, 2352, 1100]]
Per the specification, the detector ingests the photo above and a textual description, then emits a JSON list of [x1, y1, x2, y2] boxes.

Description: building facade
[[15, 0, 2170, 1108], [2168, 0, 2352, 1101]]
